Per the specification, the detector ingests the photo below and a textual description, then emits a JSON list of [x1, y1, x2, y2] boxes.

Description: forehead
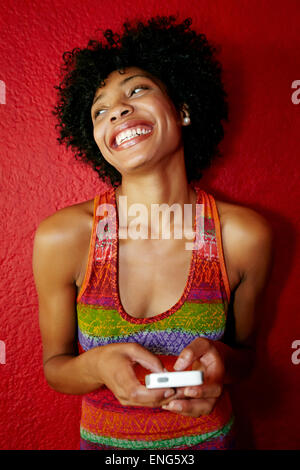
[[103, 67, 151, 84], [92, 67, 167, 102]]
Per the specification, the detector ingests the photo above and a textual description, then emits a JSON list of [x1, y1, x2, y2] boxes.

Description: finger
[[170, 383, 222, 400], [114, 359, 142, 388], [115, 360, 166, 396], [127, 344, 164, 373], [173, 338, 210, 371], [199, 350, 225, 384], [132, 385, 176, 405], [183, 384, 222, 399], [191, 346, 224, 385], [162, 398, 216, 417]]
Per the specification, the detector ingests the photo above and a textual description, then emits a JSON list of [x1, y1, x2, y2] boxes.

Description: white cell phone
[[145, 370, 203, 389]]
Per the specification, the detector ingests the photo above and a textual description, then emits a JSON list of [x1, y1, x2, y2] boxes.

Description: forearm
[[43, 347, 104, 395], [213, 341, 255, 385]]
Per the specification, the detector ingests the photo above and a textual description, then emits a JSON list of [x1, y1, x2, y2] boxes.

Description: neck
[[115, 150, 197, 208], [115, 155, 198, 239]]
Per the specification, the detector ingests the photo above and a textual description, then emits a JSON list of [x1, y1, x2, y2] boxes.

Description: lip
[[109, 119, 154, 149]]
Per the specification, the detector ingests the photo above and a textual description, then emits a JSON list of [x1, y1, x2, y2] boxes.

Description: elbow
[[43, 356, 73, 394], [43, 363, 65, 394]]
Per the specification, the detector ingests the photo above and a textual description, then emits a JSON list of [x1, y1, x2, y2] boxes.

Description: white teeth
[[115, 127, 151, 146]]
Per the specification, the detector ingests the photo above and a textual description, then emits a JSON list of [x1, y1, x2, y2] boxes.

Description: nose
[[110, 104, 133, 122]]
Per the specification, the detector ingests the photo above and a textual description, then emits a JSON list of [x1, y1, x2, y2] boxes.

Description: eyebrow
[[92, 73, 156, 106]]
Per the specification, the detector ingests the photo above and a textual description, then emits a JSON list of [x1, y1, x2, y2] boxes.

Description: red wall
[[0, 0, 299, 450]]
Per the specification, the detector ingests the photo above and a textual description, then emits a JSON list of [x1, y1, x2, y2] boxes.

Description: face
[[90, 67, 185, 176]]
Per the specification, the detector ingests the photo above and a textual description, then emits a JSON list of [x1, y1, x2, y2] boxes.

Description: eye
[[93, 85, 149, 120], [129, 85, 149, 96], [93, 108, 107, 119]]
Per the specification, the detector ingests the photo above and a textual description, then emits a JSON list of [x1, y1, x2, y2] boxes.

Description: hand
[[95, 343, 176, 407], [161, 338, 225, 417]]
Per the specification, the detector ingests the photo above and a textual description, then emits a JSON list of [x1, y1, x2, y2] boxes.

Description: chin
[[116, 152, 155, 174]]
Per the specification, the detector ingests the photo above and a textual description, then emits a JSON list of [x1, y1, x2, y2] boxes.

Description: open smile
[[110, 121, 154, 150], [113, 129, 153, 150]]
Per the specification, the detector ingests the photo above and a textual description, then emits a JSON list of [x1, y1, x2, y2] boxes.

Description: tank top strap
[[193, 186, 230, 303], [76, 187, 115, 304], [94, 187, 117, 265], [77, 185, 230, 305]]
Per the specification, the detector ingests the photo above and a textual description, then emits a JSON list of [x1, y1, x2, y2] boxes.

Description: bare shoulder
[[215, 199, 273, 280], [215, 199, 272, 240], [34, 198, 94, 245], [33, 198, 95, 283]]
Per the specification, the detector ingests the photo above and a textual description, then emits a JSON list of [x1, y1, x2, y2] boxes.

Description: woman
[[33, 16, 273, 450]]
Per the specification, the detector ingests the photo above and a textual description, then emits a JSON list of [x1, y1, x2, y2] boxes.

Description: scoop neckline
[[110, 185, 202, 324]]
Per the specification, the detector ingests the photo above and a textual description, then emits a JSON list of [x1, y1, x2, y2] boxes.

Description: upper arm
[[227, 208, 273, 347], [32, 210, 81, 366]]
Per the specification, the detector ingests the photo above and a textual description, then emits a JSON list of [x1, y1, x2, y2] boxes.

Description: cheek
[[93, 125, 106, 152], [93, 125, 117, 166], [151, 97, 181, 130]]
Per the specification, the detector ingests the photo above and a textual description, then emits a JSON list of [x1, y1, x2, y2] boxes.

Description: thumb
[[127, 344, 164, 373], [173, 338, 210, 371]]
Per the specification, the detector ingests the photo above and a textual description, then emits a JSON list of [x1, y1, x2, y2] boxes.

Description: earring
[[183, 116, 190, 125]]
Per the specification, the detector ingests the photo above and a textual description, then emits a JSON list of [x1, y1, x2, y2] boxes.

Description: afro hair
[[53, 15, 228, 187]]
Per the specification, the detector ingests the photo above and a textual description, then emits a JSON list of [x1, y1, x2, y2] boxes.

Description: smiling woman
[[91, 67, 186, 176], [32, 15, 273, 451], [53, 15, 228, 186]]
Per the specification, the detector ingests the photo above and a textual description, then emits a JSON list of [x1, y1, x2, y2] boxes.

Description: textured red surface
[[0, 0, 299, 450]]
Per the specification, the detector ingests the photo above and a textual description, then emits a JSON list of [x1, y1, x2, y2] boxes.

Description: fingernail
[[174, 358, 186, 370], [171, 403, 182, 411], [164, 389, 175, 398], [184, 388, 197, 397]]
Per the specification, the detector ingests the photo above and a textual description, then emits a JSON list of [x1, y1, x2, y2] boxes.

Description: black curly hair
[[53, 15, 228, 187]]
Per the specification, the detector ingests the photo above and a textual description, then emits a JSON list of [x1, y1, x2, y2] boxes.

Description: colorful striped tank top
[[77, 184, 235, 450]]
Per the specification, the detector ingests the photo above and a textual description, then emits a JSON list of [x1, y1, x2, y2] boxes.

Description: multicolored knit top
[[76, 184, 234, 450]]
